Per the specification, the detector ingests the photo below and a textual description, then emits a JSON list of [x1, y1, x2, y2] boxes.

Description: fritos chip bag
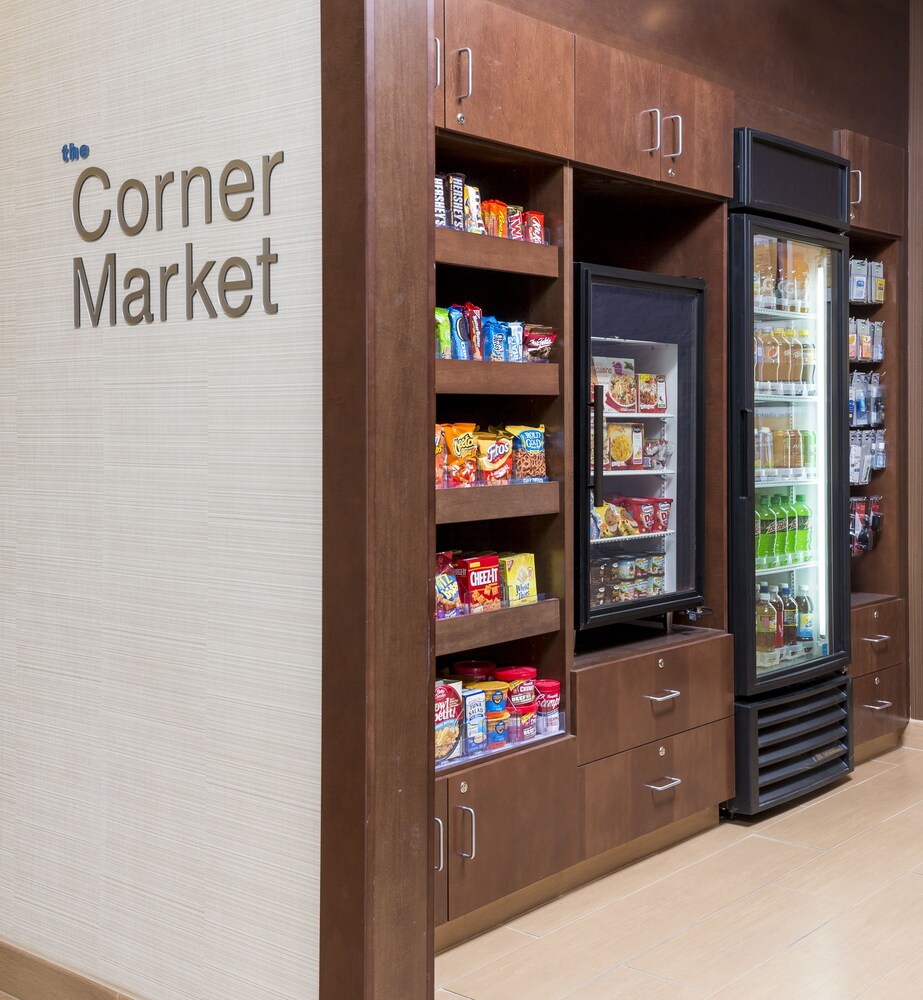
[[443, 423, 478, 487], [476, 432, 512, 485]]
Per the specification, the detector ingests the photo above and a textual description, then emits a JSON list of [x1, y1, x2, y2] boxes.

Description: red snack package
[[616, 496, 656, 533], [464, 302, 484, 360], [523, 326, 558, 361], [524, 210, 545, 244], [453, 554, 501, 614], [482, 199, 509, 238]]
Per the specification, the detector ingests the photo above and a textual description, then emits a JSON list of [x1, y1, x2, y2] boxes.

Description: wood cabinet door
[[852, 664, 909, 746], [849, 598, 905, 677], [444, 0, 574, 158], [583, 718, 734, 857], [434, 0, 445, 128], [574, 37, 661, 180], [435, 778, 449, 926], [660, 67, 734, 197], [837, 130, 906, 236], [447, 737, 580, 919]]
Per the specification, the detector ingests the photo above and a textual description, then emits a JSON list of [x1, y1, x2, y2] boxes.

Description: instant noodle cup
[[486, 710, 510, 747], [493, 666, 537, 706], [534, 679, 561, 735], [507, 700, 538, 743], [465, 680, 509, 713]]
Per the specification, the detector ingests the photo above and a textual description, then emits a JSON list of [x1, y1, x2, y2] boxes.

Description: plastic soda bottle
[[780, 586, 798, 649], [773, 494, 796, 565], [756, 583, 777, 654], [756, 496, 776, 569], [794, 494, 812, 561], [768, 585, 784, 649], [796, 585, 814, 648]]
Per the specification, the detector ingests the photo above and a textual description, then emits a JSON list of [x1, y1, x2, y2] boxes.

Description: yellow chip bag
[[476, 432, 513, 485]]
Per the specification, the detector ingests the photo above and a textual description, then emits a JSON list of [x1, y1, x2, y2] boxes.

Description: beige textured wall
[[0, 2, 322, 999]]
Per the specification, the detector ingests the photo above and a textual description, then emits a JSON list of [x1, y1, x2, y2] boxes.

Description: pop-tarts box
[[462, 688, 488, 756]]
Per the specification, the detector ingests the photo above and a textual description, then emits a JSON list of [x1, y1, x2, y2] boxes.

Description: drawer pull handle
[[644, 689, 682, 703], [434, 817, 444, 873], [862, 635, 891, 647], [863, 700, 893, 711], [645, 775, 682, 792], [459, 805, 476, 860]]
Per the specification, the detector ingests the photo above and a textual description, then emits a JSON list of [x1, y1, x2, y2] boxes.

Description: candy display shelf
[[435, 714, 567, 774], [435, 358, 560, 396], [435, 226, 560, 277], [434, 598, 561, 656], [436, 481, 561, 524]]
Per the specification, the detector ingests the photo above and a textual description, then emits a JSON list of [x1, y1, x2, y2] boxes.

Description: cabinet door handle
[[644, 689, 682, 703], [459, 805, 476, 859], [645, 775, 682, 792], [850, 168, 863, 207], [434, 817, 444, 872], [640, 107, 661, 153], [863, 699, 893, 711], [592, 384, 604, 505], [435, 37, 441, 90], [862, 634, 891, 647], [662, 114, 683, 159], [458, 47, 473, 101]]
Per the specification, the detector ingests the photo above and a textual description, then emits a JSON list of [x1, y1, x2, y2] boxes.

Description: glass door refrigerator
[[575, 264, 705, 642], [726, 130, 853, 816]]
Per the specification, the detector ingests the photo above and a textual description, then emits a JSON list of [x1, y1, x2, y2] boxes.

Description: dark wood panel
[[435, 0, 446, 128], [444, 0, 575, 158], [734, 95, 836, 153], [447, 736, 581, 917], [436, 226, 560, 276], [435, 358, 560, 395], [852, 663, 909, 746], [583, 718, 734, 857], [661, 66, 733, 197], [572, 632, 733, 764], [849, 598, 906, 678], [435, 778, 449, 926], [435, 598, 561, 656], [574, 37, 661, 181], [837, 131, 907, 237], [436, 481, 561, 523]]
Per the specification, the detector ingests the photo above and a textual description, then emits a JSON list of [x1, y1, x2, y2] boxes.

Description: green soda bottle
[[770, 494, 792, 567], [794, 494, 812, 562], [756, 496, 776, 569]]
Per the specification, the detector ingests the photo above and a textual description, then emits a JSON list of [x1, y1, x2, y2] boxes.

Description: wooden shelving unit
[[435, 358, 560, 396], [435, 225, 560, 278], [435, 598, 561, 656], [436, 481, 560, 523]]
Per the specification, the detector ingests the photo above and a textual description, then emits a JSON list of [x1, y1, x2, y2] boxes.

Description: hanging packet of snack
[[506, 425, 547, 482], [443, 423, 478, 487], [435, 551, 464, 619], [435, 307, 452, 359], [448, 305, 470, 360], [463, 302, 484, 360], [435, 424, 446, 489], [475, 432, 513, 485], [523, 326, 557, 362]]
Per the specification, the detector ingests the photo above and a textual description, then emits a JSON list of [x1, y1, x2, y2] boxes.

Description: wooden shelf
[[435, 599, 561, 656], [851, 591, 899, 608], [436, 482, 560, 524], [435, 359, 559, 396], [435, 227, 560, 278]]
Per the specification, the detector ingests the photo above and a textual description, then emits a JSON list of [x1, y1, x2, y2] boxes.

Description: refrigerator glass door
[[752, 233, 836, 677]]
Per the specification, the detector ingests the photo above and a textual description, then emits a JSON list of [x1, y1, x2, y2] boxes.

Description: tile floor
[[436, 739, 923, 999]]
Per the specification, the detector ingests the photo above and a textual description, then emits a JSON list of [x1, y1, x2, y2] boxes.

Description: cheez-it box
[[453, 554, 501, 614]]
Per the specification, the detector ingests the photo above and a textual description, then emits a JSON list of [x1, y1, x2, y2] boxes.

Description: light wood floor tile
[[710, 875, 923, 1000], [877, 745, 923, 766], [628, 884, 846, 992], [899, 720, 923, 750], [435, 926, 536, 989], [436, 991, 473, 999], [563, 966, 708, 999], [507, 822, 747, 937], [756, 758, 923, 850], [775, 800, 923, 904], [856, 953, 923, 998]]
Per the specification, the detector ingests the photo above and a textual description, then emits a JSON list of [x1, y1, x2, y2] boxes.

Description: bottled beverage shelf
[[755, 476, 820, 487], [754, 307, 818, 320], [604, 412, 675, 421], [590, 530, 675, 544], [754, 392, 818, 404], [601, 469, 675, 477], [756, 559, 819, 576]]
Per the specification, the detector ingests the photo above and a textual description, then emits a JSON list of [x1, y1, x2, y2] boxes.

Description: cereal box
[[607, 423, 644, 469], [462, 688, 488, 756], [637, 374, 668, 413], [435, 681, 464, 763], [592, 357, 637, 413], [499, 552, 538, 607], [454, 554, 501, 614]]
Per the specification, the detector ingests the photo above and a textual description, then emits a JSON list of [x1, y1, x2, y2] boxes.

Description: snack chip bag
[[476, 432, 513, 485], [435, 424, 446, 489], [443, 423, 478, 487], [523, 326, 557, 361], [506, 425, 547, 482], [435, 307, 451, 360], [448, 305, 470, 360], [435, 551, 464, 619]]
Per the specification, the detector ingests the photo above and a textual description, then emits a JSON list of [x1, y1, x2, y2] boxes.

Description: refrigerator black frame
[[728, 213, 851, 696], [575, 263, 706, 630]]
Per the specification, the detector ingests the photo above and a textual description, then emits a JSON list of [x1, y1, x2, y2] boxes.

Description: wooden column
[[908, 0, 923, 720], [320, 0, 434, 995]]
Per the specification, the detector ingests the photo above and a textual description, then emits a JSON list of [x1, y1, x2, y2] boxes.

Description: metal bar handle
[[644, 775, 683, 792], [862, 634, 891, 646], [644, 689, 682, 703], [435, 37, 441, 90], [459, 805, 476, 859], [663, 114, 683, 159], [850, 168, 863, 207], [863, 700, 893, 711], [458, 47, 472, 101], [592, 385, 604, 505], [434, 817, 444, 872], [640, 107, 661, 153]]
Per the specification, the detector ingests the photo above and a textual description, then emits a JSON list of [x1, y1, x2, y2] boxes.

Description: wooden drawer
[[850, 599, 905, 677], [852, 664, 909, 747], [583, 717, 734, 857], [572, 632, 733, 765]]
